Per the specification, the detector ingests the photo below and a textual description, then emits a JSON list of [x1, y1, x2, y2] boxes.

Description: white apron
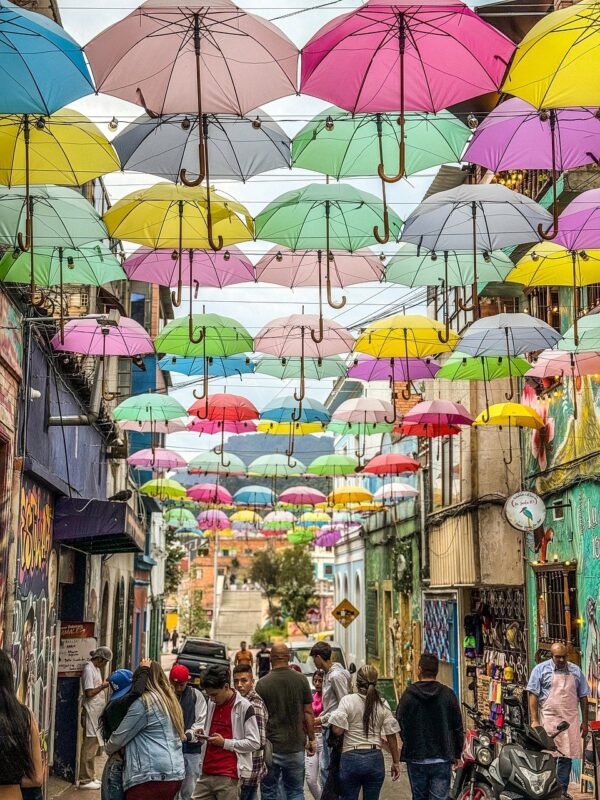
[[539, 669, 582, 759]]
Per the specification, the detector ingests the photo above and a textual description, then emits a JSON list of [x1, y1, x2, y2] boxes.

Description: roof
[[423, 166, 468, 200], [475, 0, 553, 43]]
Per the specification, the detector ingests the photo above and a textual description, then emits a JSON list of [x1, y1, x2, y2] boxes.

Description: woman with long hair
[[105, 661, 185, 800], [0, 650, 43, 800], [329, 665, 401, 800], [306, 669, 325, 800]]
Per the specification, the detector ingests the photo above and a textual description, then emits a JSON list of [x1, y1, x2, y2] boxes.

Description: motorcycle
[[450, 703, 499, 800]]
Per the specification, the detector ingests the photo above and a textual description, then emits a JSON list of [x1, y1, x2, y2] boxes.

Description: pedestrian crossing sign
[[332, 599, 360, 628]]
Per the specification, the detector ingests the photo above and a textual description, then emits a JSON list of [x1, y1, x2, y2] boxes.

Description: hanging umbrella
[[197, 509, 230, 531], [119, 418, 188, 435], [155, 313, 253, 402], [298, 511, 331, 529], [140, 478, 187, 500], [248, 454, 306, 479], [348, 354, 440, 382], [188, 393, 259, 467], [555, 189, 600, 252], [164, 507, 198, 526], [159, 354, 254, 378], [437, 352, 532, 382], [363, 453, 419, 475], [307, 454, 359, 476], [473, 401, 545, 465], [175, 525, 203, 537], [401, 185, 551, 318], [374, 483, 419, 503], [127, 448, 187, 470], [328, 486, 373, 505], [330, 400, 396, 463], [527, 349, 600, 421], [315, 526, 343, 547], [262, 510, 296, 532], [0, 2, 94, 114], [255, 247, 384, 291], [332, 510, 363, 525], [234, 486, 275, 507], [188, 451, 246, 477], [327, 421, 393, 439], [301, 1, 514, 188], [254, 355, 347, 381], [0, 242, 125, 287], [187, 419, 257, 435], [230, 509, 262, 530], [114, 110, 291, 183], [255, 184, 402, 316], [279, 487, 327, 507], [558, 313, 600, 354], [188, 483, 233, 505], [396, 420, 461, 438], [403, 400, 474, 427], [287, 529, 315, 545], [260, 396, 330, 461], [113, 393, 187, 423]]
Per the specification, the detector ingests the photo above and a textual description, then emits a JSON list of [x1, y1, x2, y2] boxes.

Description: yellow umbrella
[[230, 510, 262, 525], [257, 420, 326, 435], [503, 0, 600, 109], [328, 485, 373, 505], [473, 402, 544, 465], [139, 478, 187, 500]]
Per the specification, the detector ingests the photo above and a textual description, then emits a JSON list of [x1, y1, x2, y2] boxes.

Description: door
[[422, 596, 459, 695]]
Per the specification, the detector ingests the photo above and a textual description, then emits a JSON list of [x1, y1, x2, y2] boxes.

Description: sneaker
[[562, 793, 573, 800], [79, 781, 101, 790]]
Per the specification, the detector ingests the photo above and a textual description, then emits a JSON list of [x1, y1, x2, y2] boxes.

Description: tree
[[250, 548, 281, 623], [278, 546, 316, 635], [183, 590, 210, 637], [164, 528, 186, 594]]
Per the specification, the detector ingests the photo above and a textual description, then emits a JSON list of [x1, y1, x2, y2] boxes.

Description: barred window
[[534, 564, 579, 647]]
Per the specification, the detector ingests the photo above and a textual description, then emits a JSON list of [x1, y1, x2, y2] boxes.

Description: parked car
[[286, 640, 355, 681], [173, 637, 230, 686]]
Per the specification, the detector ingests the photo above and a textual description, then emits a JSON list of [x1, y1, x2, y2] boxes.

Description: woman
[[329, 665, 401, 800], [306, 670, 324, 800], [105, 661, 185, 800], [0, 650, 43, 800]]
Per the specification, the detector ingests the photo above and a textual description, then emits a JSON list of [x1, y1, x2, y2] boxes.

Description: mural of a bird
[[521, 507, 534, 525]]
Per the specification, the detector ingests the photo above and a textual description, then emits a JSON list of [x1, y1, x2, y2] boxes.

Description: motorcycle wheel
[[458, 784, 493, 800]]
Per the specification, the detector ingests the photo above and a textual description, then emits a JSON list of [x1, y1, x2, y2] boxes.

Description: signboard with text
[[58, 622, 96, 678]]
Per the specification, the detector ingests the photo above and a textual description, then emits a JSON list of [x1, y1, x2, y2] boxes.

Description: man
[[396, 653, 464, 800], [170, 664, 208, 800], [172, 628, 180, 652], [256, 642, 271, 680], [233, 664, 269, 800], [79, 646, 112, 789], [234, 642, 253, 670], [527, 642, 590, 799], [256, 643, 316, 800], [310, 640, 351, 787], [194, 664, 261, 800]]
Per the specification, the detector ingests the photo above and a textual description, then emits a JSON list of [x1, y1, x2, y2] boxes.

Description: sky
[[58, 0, 453, 458]]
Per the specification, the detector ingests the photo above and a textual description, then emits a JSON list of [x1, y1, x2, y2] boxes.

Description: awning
[[53, 498, 146, 554]]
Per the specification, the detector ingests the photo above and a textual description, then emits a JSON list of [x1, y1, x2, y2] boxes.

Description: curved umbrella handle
[[539, 113, 560, 241], [458, 296, 476, 312], [503, 422, 514, 466], [504, 328, 514, 401], [326, 274, 346, 310], [384, 397, 400, 424], [180, 140, 206, 187], [171, 201, 185, 306], [377, 137, 406, 184], [401, 382, 412, 401], [310, 317, 324, 344], [208, 230, 224, 252], [189, 317, 204, 345], [537, 205, 559, 241], [291, 398, 304, 422], [504, 372, 515, 401], [17, 225, 31, 253], [437, 320, 451, 344], [171, 281, 183, 308], [192, 370, 209, 402], [373, 208, 390, 245]]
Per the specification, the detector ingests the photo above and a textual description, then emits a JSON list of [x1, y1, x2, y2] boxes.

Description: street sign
[[306, 607, 321, 624], [504, 491, 546, 531], [332, 599, 360, 628]]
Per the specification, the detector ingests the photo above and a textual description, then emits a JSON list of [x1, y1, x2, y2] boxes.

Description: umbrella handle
[[193, 370, 209, 401], [208, 229, 224, 252], [538, 116, 560, 241], [17, 223, 31, 253], [437, 319, 451, 344], [377, 138, 406, 184], [310, 317, 324, 344], [291, 398, 304, 421], [171, 281, 183, 307], [458, 296, 476, 312], [401, 382, 411, 401], [384, 396, 400, 424], [373, 207, 390, 245], [180, 139, 206, 186], [504, 372, 515, 401], [503, 424, 514, 467], [326, 272, 346, 309], [189, 317, 205, 345]]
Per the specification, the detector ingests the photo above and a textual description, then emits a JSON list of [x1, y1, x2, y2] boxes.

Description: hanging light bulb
[[67, 256, 75, 269], [580, 251, 590, 261], [223, 250, 231, 262], [539, 109, 550, 122], [379, 252, 386, 263], [252, 116, 262, 130], [171, 250, 179, 261], [35, 117, 46, 130], [467, 113, 479, 130], [483, 251, 492, 264], [108, 117, 119, 132], [181, 116, 191, 130], [430, 251, 438, 261], [325, 115, 335, 132], [275, 251, 283, 262]]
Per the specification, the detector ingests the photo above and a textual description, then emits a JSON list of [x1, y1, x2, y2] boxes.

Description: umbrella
[[159, 354, 254, 378], [279, 487, 327, 507], [403, 400, 474, 427], [348, 354, 440, 382], [327, 420, 393, 436], [328, 486, 373, 505], [175, 525, 203, 537], [555, 189, 600, 252], [155, 313, 253, 402], [140, 478, 187, 500], [255, 184, 402, 313], [333, 397, 395, 424], [188, 393, 259, 467], [396, 420, 461, 438], [262, 510, 296, 532], [362, 453, 420, 475], [287, 529, 315, 545], [401, 184, 551, 317], [437, 352, 532, 382], [114, 110, 291, 183], [527, 349, 600, 420], [164, 507, 198, 526], [0, 1, 93, 114], [254, 313, 353, 407], [307, 454, 359, 476], [127, 448, 187, 470], [187, 418, 257, 435], [188, 483, 233, 505], [473, 401, 545, 465], [301, 1, 514, 185], [298, 511, 331, 529], [118, 418, 188, 435], [459, 313, 562, 401], [188, 451, 246, 477], [248, 454, 306, 479], [260, 396, 330, 461], [254, 355, 346, 381], [113, 393, 187, 423], [234, 486, 275, 507], [558, 313, 600, 354], [230, 509, 262, 530], [124, 245, 255, 290], [315, 527, 343, 547], [464, 99, 600, 240], [374, 483, 419, 503], [197, 509, 230, 531], [103, 183, 254, 315]]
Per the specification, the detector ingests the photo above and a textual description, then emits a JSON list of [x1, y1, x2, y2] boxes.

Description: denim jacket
[[105, 697, 185, 790]]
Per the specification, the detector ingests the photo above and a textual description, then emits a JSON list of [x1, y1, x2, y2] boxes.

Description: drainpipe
[[420, 467, 429, 583], [47, 414, 97, 426]]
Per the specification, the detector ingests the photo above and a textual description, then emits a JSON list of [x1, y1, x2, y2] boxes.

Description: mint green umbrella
[[188, 450, 246, 477], [287, 528, 315, 545], [254, 355, 347, 381], [327, 420, 393, 435], [0, 242, 125, 286], [164, 507, 197, 526], [248, 454, 306, 479], [113, 393, 187, 422], [437, 352, 532, 382], [307, 454, 359, 476]]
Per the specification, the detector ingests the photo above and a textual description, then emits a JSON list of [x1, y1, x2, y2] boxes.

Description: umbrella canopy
[[348, 354, 440, 382], [558, 313, 600, 354], [333, 397, 395, 424], [114, 111, 291, 183], [254, 314, 354, 357], [396, 420, 461, 438], [248, 454, 306, 479], [459, 314, 562, 357], [187, 419, 257, 435], [328, 486, 373, 505], [230, 510, 262, 529], [140, 478, 187, 499], [314, 527, 343, 548], [527, 350, 600, 379], [188, 451, 246, 477], [307, 454, 359, 476], [279, 487, 327, 506], [298, 510, 331, 528], [374, 483, 419, 503], [502, 0, 600, 108], [403, 400, 474, 427], [354, 315, 459, 359], [234, 486, 275, 507], [127, 448, 187, 469], [124, 246, 255, 288], [473, 402, 545, 429], [188, 393, 259, 423], [327, 420, 393, 435], [436, 353, 532, 382], [287, 529, 314, 545], [508, 242, 600, 286], [118, 418, 188, 435], [0, 242, 125, 287], [197, 509, 230, 531], [363, 453, 420, 475], [51, 316, 154, 357], [188, 483, 233, 505], [385, 245, 514, 287], [255, 246, 384, 288], [254, 356, 346, 381], [555, 190, 600, 252], [0, 1, 94, 114], [159, 354, 254, 378], [164, 507, 197, 526], [113, 393, 187, 422], [262, 510, 296, 531], [155, 313, 253, 359], [260, 396, 330, 425]]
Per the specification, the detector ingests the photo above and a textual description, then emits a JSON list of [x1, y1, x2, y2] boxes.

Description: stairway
[[215, 589, 265, 654]]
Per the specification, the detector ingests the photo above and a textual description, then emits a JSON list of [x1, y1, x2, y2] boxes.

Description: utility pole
[[212, 533, 219, 639]]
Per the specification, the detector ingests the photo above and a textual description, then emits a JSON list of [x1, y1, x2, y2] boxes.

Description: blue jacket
[[105, 697, 185, 790]]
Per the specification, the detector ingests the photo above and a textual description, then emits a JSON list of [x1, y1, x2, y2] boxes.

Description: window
[[534, 564, 579, 647], [130, 292, 146, 328], [366, 587, 379, 657], [324, 563, 334, 577], [117, 357, 131, 398]]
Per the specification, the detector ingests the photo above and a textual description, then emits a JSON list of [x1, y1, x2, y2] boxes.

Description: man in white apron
[[527, 642, 590, 800], [79, 646, 112, 789]]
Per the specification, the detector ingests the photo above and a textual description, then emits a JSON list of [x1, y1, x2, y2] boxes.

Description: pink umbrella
[[124, 246, 255, 288], [374, 482, 419, 503], [187, 419, 257, 435], [403, 399, 474, 426], [527, 349, 600, 379], [197, 509, 230, 530], [301, 0, 514, 188], [127, 448, 187, 470], [119, 418, 188, 434], [279, 486, 327, 506], [255, 247, 384, 288], [348, 354, 440, 382], [188, 483, 233, 505], [555, 189, 600, 252], [332, 397, 395, 424]]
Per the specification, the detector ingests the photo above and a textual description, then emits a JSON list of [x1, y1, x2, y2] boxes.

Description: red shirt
[[203, 692, 238, 779]]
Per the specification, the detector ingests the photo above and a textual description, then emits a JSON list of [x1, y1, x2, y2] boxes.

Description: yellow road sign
[[332, 599, 360, 628]]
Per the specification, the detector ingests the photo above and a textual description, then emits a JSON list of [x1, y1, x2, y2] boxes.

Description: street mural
[[12, 476, 57, 762]]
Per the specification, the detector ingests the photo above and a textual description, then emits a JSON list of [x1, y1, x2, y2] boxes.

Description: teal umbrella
[[188, 450, 246, 477], [113, 393, 187, 422], [0, 242, 125, 286], [254, 355, 347, 381]]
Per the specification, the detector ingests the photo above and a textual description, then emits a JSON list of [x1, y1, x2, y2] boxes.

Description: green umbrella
[[140, 478, 187, 500], [164, 507, 197, 526], [327, 420, 393, 435], [287, 528, 315, 545], [307, 454, 359, 476], [437, 352, 532, 381], [0, 242, 125, 285], [113, 393, 187, 422], [248, 453, 306, 479], [558, 314, 600, 354], [254, 355, 347, 381], [154, 312, 253, 402], [188, 450, 246, 477]]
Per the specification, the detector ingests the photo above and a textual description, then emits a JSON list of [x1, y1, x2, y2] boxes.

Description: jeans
[[102, 755, 125, 800], [261, 750, 305, 800], [179, 754, 202, 800], [556, 757, 572, 791], [306, 733, 323, 800], [239, 785, 257, 800], [320, 726, 331, 788], [339, 749, 386, 800], [407, 761, 453, 800]]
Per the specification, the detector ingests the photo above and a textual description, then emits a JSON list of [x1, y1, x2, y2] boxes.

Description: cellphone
[[195, 733, 210, 740]]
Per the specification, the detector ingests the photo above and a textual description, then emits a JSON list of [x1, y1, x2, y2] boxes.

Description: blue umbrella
[[0, 1, 94, 114], [158, 354, 254, 378], [260, 396, 330, 425], [234, 486, 275, 507], [175, 525, 203, 535]]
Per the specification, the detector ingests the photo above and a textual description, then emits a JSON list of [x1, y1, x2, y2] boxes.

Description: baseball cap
[[90, 646, 113, 662], [109, 669, 133, 700], [170, 664, 190, 683]]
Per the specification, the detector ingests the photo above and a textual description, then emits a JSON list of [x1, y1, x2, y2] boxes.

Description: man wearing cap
[[79, 646, 112, 789], [170, 664, 208, 800]]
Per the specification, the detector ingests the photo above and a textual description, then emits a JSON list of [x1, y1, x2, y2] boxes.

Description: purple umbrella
[[124, 246, 255, 288], [348, 354, 440, 382], [555, 189, 600, 252], [314, 526, 343, 547], [197, 509, 230, 531]]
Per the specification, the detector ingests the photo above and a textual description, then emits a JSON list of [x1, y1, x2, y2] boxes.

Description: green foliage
[[250, 548, 281, 622], [165, 528, 186, 595], [182, 590, 210, 637], [250, 624, 287, 646], [278, 546, 316, 630]]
